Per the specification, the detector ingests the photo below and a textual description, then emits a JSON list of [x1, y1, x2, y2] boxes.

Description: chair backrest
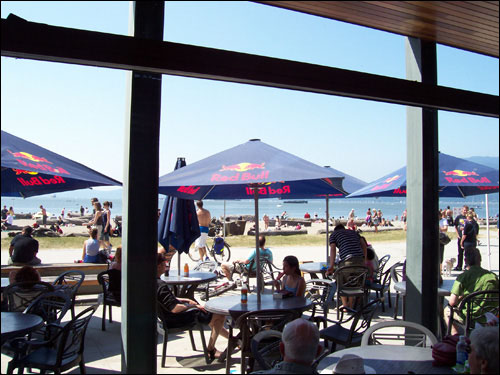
[[236, 309, 301, 352], [390, 262, 405, 284], [4, 281, 54, 312], [335, 265, 368, 291], [305, 279, 337, 314], [52, 270, 85, 296], [56, 305, 98, 365], [361, 320, 438, 347], [97, 269, 121, 303], [374, 254, 391, 282], [250, 329, 283, 371], [193, 261, 218, 273], [348, 298, 382, 339], [459, 289, 499, 336], [24, 290, 72, 327]]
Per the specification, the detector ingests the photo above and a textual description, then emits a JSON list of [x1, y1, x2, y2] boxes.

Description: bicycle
[[188, 222, 231, 263]]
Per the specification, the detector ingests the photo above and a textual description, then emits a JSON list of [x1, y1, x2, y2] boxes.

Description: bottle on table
[[456, 335, 468, 373], [241, 283, 248, 304], [184, 263, 189, 277]]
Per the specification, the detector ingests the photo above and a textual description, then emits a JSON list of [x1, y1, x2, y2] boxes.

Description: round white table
[[318, 345, 454, 374], [160, 271, 217, 300]]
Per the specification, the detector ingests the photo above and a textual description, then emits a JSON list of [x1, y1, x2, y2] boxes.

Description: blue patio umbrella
[[158, 139, 346, 300], [1, 130, 121, 197], [346, 152, 498, 198], [158, 158, 200, 276]]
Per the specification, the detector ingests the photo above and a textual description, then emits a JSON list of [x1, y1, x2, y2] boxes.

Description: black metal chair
[[2, 291, 72, 363], [319, 298, 382, 353], [372, 254, 390, 284], [97, 269, 121, 331], [6, 304, 98, 375], [233, 257, 277, 292], [229, 309, 301, 374], [334, 265, 369, 319], [156, 301, 209, 367], [303, 279, 337, 329], [368, 267, 392, 312], [52, 270, 85, 319], [446, 289, 499, 336], [3, 281, 54, 312], [193, 261, 218, 301]]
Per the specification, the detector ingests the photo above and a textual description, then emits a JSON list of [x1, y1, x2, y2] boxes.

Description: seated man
[[156, 253, 229, 361], [252, 318, 323, 374], [445, 248, 499, 335], [8, 226, 41, 265], [221, 235, 273, 281]]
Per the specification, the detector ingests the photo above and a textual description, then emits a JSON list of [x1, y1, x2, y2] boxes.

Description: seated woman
[[110, 246, 122, 271], [274, 255, 306, 297], [156, 253, 229, 362], [82, 228, 100, 263], [347, 218, 357, 231], [8, 265, 41, 285]]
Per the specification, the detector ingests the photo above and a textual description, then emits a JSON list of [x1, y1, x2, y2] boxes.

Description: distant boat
[[283, 200, 308, 204]]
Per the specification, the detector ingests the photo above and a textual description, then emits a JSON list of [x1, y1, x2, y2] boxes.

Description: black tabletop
[[318, 345, 454, 374], [204, 293, 312, 319], [1, 312, 44, 345], [160, 272, 217, 286]]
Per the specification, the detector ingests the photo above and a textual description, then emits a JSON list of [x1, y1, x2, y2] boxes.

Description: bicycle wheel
[[188, 246, 202, 262], [213, 243, 231, 263]]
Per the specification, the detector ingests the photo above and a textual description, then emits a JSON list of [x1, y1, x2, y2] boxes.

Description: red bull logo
[[370, 175, 401, 192], [443, 170, 479, 177], [12, 169, 38, 175], [213, 162, 268, 182], [385, 175, 401, 183], [17, 175, 67, 187], [7, 150, 70, 176], [245, 184, 291, 196]]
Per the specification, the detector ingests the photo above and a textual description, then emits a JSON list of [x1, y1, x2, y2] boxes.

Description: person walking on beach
[[1, 205, 8, 221], [454, 205, 469, 271], [365, 208, 372, 227], [195, 201, 211, 261], [102, 201, 113, 252], [80, 205, 85, 217], [40, 205, 47, 228], [263, 213, 270, 230]]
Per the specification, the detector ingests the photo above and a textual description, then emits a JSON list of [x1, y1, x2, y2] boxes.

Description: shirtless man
[[195, 201, 211, 261]]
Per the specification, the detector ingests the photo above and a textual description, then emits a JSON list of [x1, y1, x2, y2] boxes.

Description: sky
[[1, 1, 499, 185]]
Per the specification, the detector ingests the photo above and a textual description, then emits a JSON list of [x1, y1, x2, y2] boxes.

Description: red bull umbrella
[[158, 139, 346, 301], [1, 130, 122, 197], [346, 152, 499, 198]]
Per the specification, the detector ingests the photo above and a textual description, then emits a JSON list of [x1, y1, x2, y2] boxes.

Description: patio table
[[1, 312, 44, 345], [160, 271, 217, 301], [318, 345, 454, 374], [301, 262, 329, 279]]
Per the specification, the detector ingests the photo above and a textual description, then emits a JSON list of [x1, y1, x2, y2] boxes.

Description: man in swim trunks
[[195, 201, 211, 261]]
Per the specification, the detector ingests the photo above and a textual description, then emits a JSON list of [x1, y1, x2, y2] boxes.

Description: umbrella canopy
[[1, 130, 121, 197], [323, 166, 367, 196], [158, 139, 346, 300], [158, 139, 346, 199], [347, 152, 499, 198], [158, 158, 200, 255]]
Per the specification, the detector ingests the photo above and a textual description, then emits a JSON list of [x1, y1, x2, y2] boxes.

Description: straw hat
[[331, 354, 376, 374]]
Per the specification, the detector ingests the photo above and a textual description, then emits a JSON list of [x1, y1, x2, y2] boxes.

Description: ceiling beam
[[2, 15, 498, 118]]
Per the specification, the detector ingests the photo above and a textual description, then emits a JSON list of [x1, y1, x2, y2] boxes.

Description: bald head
[[281, 318, 321, 365]]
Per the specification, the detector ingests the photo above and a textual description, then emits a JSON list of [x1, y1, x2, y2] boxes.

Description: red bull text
[[245, 185, 291, 196], [177, 186, 201, 195], [444, 176, 491, 184], [17, 175, 67, 187]]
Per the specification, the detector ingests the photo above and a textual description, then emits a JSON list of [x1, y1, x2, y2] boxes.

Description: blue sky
[[1, 1, 498, 184]]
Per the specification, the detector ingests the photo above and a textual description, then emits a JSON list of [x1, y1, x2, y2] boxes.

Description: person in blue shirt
[[221, 235, 273, 281]]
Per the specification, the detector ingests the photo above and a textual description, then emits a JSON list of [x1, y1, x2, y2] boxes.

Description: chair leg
[[162, 332, 168, 368], [109, 304, 113, 323], [188, 329, 196, 351], [393, 293, 399, 319], [79, 358, 86, 375], [198, 324, 209, 365], [387, 290, 392, 308], [102, 302, 107, 331], [6, 361, 15, 374], [226, 333, 235, 374], [241, 354, 246, 375]]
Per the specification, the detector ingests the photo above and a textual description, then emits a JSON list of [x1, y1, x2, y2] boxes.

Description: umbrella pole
[[325, 196, 330, 263], [223, 200, 226, 239], [253, 185, 261, 303], [485, 194, 491, 270]]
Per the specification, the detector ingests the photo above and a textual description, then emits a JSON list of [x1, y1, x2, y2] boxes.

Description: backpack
[[213, 237, 225, 255]]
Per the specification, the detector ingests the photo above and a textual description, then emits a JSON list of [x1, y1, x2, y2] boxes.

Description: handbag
[[432, 334, 459, 366], [439, 232, 451, 245]]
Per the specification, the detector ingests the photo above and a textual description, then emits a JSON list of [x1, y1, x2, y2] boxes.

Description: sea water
[[1, 188, 498, 221]]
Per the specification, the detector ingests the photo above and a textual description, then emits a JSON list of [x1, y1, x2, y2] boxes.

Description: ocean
[[2, 188, 498, 221]]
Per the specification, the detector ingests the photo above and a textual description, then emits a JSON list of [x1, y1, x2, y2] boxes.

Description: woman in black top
[[461, 212, 477, 251]]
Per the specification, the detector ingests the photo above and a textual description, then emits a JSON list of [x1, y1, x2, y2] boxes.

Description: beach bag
[[432, 334, 460, 366], [439, 232, 451, 245], [96, 250, 109, 264], [213, 237, 225, 255]]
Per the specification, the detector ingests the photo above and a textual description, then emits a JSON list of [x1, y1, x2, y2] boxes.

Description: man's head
[[469, 325, 499, 374], [258, 235, 266, 248], [465, 248, 481, 267], [280, 318, 322, 365], [334, 224, 345, 231], [196, 201, 203, 209], [22, 226, 33, 236], [462, 205, 469, 215], [156, 252, 167, 277]]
